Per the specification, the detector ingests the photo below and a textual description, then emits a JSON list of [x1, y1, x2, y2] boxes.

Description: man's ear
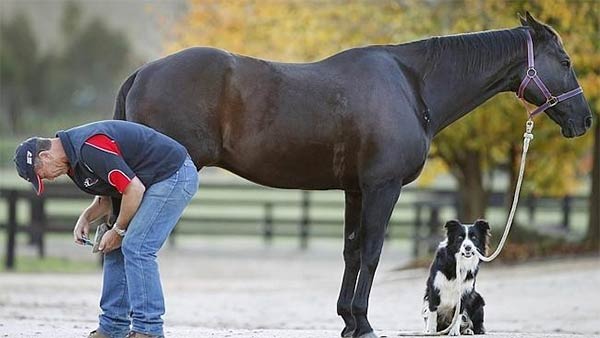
[[38, 150, 51, 161]]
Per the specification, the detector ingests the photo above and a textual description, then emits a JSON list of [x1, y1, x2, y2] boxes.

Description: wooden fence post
[[5, 190, 18, 270], [30, 196, 46, 258], [413, 202, 423, 258], [562, 195, 571, 231], [527, 195, 537, 225], [427, 205, 440, 254], [300, 191, 310, 249], [263, 202, 273, 244]]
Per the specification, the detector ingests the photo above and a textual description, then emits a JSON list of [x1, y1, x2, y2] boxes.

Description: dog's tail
[[113, 70, 138, 121]]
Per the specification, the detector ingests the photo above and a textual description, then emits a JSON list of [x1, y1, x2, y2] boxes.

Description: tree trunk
[[586, 113, 599, 250], [7, 86, 22, 134], [455, 150, 487, 221]]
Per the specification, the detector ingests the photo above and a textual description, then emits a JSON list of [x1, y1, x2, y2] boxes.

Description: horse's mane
[[428, 28, 528, 77]]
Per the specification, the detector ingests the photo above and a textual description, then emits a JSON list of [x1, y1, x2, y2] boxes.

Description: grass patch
[[0, 255, 100, 273]]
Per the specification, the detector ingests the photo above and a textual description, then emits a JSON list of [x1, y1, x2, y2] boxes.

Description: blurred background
[[0, 0, 598, 273]]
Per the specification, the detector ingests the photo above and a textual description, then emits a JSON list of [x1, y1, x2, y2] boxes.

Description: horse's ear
[[525, 11, 547, 34], [518, 13, 527, 27]]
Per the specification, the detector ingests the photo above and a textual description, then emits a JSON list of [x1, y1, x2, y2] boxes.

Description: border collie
[[422, 219, 490, 335]]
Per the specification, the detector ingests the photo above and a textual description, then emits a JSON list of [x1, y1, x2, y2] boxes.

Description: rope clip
[[524, 119, 534, 141]]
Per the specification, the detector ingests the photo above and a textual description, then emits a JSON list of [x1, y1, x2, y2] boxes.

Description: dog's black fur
[[423, 219, 490, 335]]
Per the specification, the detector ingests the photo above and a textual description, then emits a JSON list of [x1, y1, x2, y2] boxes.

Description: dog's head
[[444, 219, 491, 258]]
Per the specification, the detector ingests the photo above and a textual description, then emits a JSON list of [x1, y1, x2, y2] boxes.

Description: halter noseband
[[517, 30, 583, 118]]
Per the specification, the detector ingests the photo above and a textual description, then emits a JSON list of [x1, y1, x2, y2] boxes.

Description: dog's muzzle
[[461, 244, 475, 258]]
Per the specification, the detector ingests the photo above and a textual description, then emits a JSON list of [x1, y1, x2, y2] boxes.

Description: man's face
[[35, 150, 66, 180]]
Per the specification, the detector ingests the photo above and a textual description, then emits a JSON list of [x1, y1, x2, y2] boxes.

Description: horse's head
[[518, 12, 592, 138]]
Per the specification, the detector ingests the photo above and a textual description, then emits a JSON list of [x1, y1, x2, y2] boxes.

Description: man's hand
[[73, 214, 91, 245], [99, 229, 123, 253], [73, 196, 111, 245]]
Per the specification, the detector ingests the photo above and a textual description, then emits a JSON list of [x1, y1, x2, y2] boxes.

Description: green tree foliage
[[40, 2, 132, 117], [0, 11, 39, 134], [170, 0, 596, 228], [0, 1, 134, 135]]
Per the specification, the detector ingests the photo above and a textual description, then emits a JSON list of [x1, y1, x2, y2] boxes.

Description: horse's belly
[[219, 141, 356, 190]]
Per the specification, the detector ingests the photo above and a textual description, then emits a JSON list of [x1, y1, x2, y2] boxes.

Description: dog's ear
[[474, 219, 490, 231], [474, 219, 491, 254], [444, 220, 461, 233]]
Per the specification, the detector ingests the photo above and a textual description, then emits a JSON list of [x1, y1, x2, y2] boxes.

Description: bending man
[[14, 120, 199, 338]]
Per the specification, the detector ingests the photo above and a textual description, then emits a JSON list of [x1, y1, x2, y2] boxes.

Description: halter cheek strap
[[517, 30, 583, 119]]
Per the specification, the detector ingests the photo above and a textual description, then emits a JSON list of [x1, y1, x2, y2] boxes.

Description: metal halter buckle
[[547, 96, 559, 107], [526, 67, 537, 78]]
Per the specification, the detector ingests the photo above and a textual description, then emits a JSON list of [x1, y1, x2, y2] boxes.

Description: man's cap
[[14, 137, 44, 196]]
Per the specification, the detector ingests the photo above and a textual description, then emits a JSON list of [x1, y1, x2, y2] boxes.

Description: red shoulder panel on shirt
[[84, 134, 122, 156], [108, 169, 132, 193]]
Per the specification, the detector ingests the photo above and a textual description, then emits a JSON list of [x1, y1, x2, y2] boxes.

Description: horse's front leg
[[337, 191, 362, 337], [352, 179, 402, 338]]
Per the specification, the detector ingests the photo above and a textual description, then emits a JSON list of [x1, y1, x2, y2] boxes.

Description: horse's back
[[123, 46, 428, 189]]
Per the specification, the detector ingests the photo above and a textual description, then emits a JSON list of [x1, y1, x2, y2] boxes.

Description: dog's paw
[[463, 328, 474, 335], [449, 325, 461, 336]]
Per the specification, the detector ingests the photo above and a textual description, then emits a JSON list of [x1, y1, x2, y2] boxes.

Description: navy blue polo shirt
[[57, 120, 188, 198]]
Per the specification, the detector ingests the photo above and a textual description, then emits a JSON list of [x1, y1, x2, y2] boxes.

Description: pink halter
[[517, 30, 583, 118]]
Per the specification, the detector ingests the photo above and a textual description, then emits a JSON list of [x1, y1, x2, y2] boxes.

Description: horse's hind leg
[[352, 179, 401, 338], [337, 191, 362, 337]]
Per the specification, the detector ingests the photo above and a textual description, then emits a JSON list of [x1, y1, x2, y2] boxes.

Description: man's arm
[[73, 195, 111, 244], [113, 176, 145, 231], [98, 177, 145, 253]]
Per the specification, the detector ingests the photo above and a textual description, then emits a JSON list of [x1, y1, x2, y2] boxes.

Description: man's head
[[14, 137, 67, 195]]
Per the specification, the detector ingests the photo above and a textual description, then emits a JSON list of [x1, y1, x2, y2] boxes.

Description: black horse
[[112, 13, 591, 338]]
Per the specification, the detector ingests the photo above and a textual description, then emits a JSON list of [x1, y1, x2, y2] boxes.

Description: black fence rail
[[0, 183, 588, 270]]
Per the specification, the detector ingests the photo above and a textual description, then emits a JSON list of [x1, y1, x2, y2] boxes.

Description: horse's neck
[[390, 28, 527, 136]]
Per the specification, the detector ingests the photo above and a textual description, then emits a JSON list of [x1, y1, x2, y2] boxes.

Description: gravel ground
[[0, 236, 598, 338]]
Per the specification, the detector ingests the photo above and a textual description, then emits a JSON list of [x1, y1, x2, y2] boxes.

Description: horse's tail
[[113, 70, 138, 120]]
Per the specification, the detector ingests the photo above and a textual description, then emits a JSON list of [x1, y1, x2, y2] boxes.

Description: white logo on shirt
[[84, 178, 99, 187]]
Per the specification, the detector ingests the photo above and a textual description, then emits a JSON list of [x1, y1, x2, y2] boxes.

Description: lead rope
[[477, 118, 534, 262], [398, 119, 534, 336]]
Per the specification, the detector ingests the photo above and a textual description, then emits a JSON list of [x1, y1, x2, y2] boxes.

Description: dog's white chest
[[433, 271, 474, 308]]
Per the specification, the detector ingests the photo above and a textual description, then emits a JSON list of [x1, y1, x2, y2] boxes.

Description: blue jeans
[[98, 156, 198, 338]]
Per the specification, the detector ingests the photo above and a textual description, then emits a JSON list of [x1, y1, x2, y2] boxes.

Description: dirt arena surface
[[1, 237, 598, 338]]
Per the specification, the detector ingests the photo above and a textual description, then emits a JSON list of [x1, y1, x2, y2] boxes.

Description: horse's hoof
[[341, 326, 354, 337], [357, 332, 380, 338]]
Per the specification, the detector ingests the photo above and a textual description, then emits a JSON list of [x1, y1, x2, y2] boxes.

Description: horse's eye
[[561, 60, 571, 68]]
